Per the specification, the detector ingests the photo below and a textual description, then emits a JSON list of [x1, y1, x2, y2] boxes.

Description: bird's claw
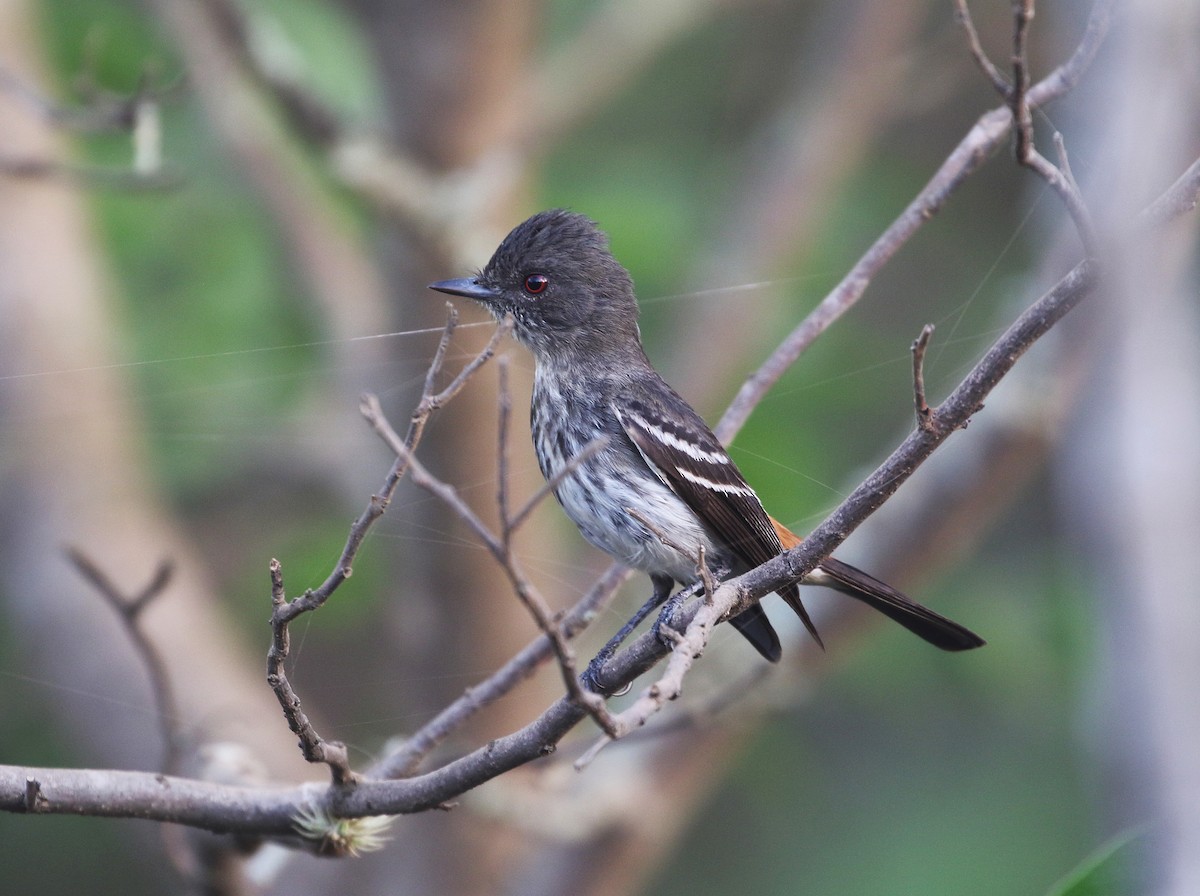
[[581, 649, 614, 694], [651, 589, 690, 650]]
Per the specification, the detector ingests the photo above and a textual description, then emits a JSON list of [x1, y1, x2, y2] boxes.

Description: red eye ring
[[524, 274, 549, 295]]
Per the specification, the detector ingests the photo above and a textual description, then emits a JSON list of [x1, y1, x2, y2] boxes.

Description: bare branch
[[369, 563, 632, 779], [953, 0, 1010, 96], [1010, 0, 1035, 162], [496, 357, 515, 529], [366, 392, 619, 737], [507, 438, 608, 534], [714, 0, 1113, 444], [7, 136, 1200, 839], [912, 324, 936, 432], [64, 549, 181, 773], [279, 312, 510, 626], [1002, 3, 1098, 259], [420, 313, 515, 416], [575, 534, 723, 768], [364, 401, 502, 554], [14, 0, 1195, 841], [1140, 157, 1200, 228], [263, 312, 510, 783], [582, 256, 1100, 746], [266, 559, 355, 786]]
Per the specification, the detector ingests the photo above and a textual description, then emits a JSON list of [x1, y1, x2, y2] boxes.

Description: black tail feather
[[728, 603, 783, 662], [814, 557, 985, 651]]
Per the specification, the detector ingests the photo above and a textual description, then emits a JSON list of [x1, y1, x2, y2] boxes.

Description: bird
[[430, 209, 983, 665]]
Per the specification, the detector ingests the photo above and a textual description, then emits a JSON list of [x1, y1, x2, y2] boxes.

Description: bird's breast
[[530, 372, 719, 582]]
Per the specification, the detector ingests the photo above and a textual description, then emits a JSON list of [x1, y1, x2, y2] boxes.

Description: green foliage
[[239, 0, 383, 123], [1045, 830, 1145, 896]]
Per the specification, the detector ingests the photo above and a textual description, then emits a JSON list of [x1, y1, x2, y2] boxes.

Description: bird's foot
[[582, 645, 618, 695], [651, 581, 705, 651]]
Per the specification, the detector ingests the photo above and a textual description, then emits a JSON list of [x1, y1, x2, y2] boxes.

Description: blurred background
[[0, 0, 1196, 893]]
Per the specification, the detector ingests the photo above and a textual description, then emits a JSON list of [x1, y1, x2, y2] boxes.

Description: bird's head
[[429, 209, 642, 361]]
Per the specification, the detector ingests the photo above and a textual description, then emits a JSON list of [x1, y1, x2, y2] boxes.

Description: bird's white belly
[[552, 453, 715, 584]]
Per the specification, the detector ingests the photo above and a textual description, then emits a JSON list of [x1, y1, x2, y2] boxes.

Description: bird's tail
[[768, 516, 985, 652]]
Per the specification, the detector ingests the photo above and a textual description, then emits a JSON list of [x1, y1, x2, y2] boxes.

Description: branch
[[582, 256, 1099, 744], [374, 150, 1200, 782], [5, 147, 1198, 839], [714, 0, 1113, 443], [911, 324, 936, 432], [1005, 3, 1098, 257], [64, 551, 180, 772], [0, 65, 183, 188], [953, 0, 1010, 96], [266, 559, 354, 786], [368, 562, 632, 779], [264, 310, 509, 783], [0, 250, 1100, 825], [363, 384, 619, 738], [276, 309, 508, 625]]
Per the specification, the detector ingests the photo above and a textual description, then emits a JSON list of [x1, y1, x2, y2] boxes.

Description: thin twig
[[997, 1, 1099, 259], [507, 438, 608, 533], [265, 312, 509, 781], [496, 357, 514, 529], [266, 560, 355, 785], [714, 0, 1113, 444], [491, 358, 615, 729], [953, 0, 1010, 95], [64, 549, 181, 773], [625, 508, 699, 565], [369, 563, 633, 779], [1010, 0, 1035, 162], [912, 324, 936, 432], [363, 404, 502, 553], [277, 311, 509, 626], [366, 395, 620, 737]]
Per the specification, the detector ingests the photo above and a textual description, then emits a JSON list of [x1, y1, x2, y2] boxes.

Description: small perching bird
[[431, 209, 983, 663]]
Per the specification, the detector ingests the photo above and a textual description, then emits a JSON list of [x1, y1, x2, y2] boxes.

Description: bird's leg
[[652, 560, 728, 649], [583, 574, 678, 693]]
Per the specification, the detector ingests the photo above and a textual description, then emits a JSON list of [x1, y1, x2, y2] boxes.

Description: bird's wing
[[614, 395, 779, 568], [614, 389, 821, 646]]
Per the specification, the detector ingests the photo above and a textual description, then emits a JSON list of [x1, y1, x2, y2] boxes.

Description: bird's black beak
[[428, 278, 499, 303]]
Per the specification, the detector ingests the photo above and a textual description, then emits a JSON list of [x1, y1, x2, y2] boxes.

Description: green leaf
[[1045, 828, 1145, 896]]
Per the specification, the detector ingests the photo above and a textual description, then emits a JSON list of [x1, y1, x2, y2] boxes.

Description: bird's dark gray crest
[[472, 209, 641, 358], [483, 209, 615, 284]]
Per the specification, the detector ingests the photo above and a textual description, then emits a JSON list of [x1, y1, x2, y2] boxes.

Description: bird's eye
[[523, 274, 549, 295]]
